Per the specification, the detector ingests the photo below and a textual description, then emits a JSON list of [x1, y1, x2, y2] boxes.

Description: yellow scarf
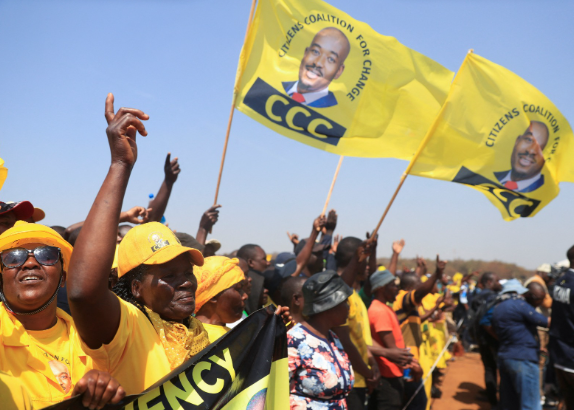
[[144, 307, 211, 369]]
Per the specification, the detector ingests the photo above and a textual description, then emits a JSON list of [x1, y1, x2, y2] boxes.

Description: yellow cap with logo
[[117, 222, 204, 278]]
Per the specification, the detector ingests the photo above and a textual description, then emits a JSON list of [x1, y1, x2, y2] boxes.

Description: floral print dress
[[287, 323, 354, 410]]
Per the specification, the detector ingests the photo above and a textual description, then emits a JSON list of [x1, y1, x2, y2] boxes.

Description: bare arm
[[388, 239, 404, 275], [291, 216, 326, 277], [196, 205, 221, 245], [340, 240, 373, 288], [147, 153, 180, 222], [67, 94, 148, 349], [65, 206, 150, 238], [332, 327, 373, 380], [414, 255, 446, 305]]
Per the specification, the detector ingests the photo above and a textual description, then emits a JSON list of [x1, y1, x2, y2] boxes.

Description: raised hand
[[104, 93, 149, 168], [330, 234, 341, 255], [72, 370, 126, 410], [164, 153, 181, 185], [366, 231, 378, 246], [313, 215, 327, 232], [120, 206, 151, 225], [325, 209, 338, 232], [435, 255, 447, 277], [199, 205, 221, 231], [392, 239, 405, 254], [286, 231, 300, 246]]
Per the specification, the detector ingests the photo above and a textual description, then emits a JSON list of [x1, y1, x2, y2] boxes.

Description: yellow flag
[[0, 158, 7, 191], [234, 0, 454, 159], [410, 52, 574, 220]]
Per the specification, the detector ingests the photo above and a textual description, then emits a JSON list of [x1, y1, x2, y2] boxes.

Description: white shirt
[[498, 171, 541, 191], [286, 81, 329, 106]]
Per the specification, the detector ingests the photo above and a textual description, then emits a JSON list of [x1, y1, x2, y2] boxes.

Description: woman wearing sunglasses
[[0, 222, 126, 409]]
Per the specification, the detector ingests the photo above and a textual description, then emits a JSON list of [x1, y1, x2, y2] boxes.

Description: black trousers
[[368, 377, 404, 410], [478, 343, 498, 406], [347, 387, 367, 410], [556, 368, 574, 410]]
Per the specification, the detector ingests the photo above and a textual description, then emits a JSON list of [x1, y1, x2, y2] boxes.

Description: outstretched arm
[[414, 255, 446, 305], [388, 239, 404, 275], [196, 205, 221, 245], [291, 215, 326, 277], [68, 93, 148, 349], [148, 153, 180, 222]]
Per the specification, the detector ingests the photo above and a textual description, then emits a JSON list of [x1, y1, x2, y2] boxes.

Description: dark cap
[[295, 238, 330, 256], [174, 232, 205, 252], [0, 201, 34, 221], [302, 270, 352, 316]]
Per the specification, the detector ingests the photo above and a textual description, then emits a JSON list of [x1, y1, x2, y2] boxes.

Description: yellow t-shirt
[[342, 290, 373, 388], [393, 289, 422, 360], [202, 323, 231, 343], [80, 296, 172, 396], [0, 304, 92, 409], [0, 370, 34, 410]]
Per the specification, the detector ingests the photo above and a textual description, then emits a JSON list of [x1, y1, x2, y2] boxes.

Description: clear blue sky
[[1, 0, 573, 269]]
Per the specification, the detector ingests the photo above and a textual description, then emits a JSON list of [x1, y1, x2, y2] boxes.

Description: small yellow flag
[[0, 158, 7, 191], [234, 0, 454, 159], [410, 52, 574, 220]]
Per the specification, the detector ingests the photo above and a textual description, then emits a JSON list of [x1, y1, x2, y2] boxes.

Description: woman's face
[[216, 280, 247, 324], [1, 242, 64, 312], [133, 253, 197, 322], [327, 299, 350, 327]]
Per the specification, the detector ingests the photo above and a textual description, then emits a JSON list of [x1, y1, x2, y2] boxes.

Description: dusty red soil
[[431, 352, 490, 410]]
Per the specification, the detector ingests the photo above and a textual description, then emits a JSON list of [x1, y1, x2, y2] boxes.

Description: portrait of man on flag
[[282, 27, 350, 108], [494, 120, 548, 193]]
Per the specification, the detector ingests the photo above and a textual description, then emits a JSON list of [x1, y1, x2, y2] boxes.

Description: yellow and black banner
[[234, 0, 454, 159], [410, 52, 574, 220], [46, 307, 288, 410]]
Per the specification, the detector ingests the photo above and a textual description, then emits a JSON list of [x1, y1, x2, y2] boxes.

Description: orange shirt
[[369, 299, 404, 378]]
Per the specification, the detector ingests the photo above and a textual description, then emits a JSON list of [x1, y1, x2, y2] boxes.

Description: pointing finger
[[105, 93, 115, 124], [165, 153, 171, 167]]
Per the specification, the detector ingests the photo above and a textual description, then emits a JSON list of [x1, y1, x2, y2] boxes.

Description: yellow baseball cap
[[117, 222, 204, 278], [0, 222, 73, 271]]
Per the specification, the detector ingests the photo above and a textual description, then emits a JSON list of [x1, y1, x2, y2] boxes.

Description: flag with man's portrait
[[234, 0, 454, 159], [410, 52, 574, 220]]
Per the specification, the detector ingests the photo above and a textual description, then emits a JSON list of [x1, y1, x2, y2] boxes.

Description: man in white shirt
[[495, 120, 549, 193], [282, 27, 350, 108]]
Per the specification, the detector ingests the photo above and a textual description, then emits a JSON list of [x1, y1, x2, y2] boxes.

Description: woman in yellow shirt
[[0, 223, 125, 408], [194, 256, 248, 342], [66, 95, 211, 396]]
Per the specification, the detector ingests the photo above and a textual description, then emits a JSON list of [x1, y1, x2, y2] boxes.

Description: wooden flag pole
[[321, 156, 344, 216], [213, 0, 258, 206]]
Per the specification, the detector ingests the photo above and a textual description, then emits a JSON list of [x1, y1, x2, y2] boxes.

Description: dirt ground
[[431, 352, 490, 410]]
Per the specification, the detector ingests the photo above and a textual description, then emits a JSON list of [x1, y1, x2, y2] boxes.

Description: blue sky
[[1, 0, 573, 269]]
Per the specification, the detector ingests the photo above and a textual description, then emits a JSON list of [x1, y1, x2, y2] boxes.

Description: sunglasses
[[1, 246, 61, 269]]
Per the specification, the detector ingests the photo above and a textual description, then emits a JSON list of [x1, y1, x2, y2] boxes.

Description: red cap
[[0, 201, 35, 221]]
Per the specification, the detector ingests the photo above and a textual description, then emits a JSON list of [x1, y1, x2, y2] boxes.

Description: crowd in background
[[0, 96, 573, 410]]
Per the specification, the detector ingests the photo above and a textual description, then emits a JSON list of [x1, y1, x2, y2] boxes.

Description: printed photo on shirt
[[48, 360, 72, 393]]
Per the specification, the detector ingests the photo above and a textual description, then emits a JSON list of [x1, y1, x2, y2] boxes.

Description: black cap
[[302, 270, 352, 316], [174, 232, 205, 252]]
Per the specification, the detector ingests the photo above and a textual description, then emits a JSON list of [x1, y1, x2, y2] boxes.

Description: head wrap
[[194, 256, 245, 313], [0, 222, 73, 271]]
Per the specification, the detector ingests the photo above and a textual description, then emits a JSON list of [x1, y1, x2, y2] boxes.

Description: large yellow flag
[[410, 52, 574, 220], [0, 158, 7, 191], [234, 0, 454, 159]]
